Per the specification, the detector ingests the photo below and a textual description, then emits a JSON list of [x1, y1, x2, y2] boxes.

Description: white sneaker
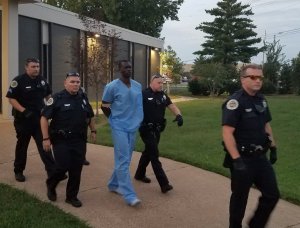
[[128, 198, 141, 207]]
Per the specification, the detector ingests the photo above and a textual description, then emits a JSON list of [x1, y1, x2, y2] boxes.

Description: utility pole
[[262, 30, 266, 67]]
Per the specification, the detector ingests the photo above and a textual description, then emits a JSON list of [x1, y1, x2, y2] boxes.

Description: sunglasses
[[66, 72, 80, 78], [151, 74, 162, 81], [243, 75, 264, 81]]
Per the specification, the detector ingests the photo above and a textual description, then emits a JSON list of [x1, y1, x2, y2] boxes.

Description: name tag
[[64, 104, 70, 106]]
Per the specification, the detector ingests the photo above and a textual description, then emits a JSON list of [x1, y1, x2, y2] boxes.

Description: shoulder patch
[[262, 100, 267, 108], [41, 80, 46, 86], [226, 99, 239, 110], [10, 80, 18, 88], [46, 97, 54, 106]]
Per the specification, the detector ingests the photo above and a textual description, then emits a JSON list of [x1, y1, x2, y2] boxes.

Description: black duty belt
[[140, 122, 163, 132], [238, 144, 269, 156], [52, 129, 85, 139]]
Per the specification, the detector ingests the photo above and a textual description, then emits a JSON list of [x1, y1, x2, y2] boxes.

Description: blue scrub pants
[[108, 129, 138, 203]]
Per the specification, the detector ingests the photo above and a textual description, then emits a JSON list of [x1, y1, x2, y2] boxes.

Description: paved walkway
[[1, 120, 300, 228]]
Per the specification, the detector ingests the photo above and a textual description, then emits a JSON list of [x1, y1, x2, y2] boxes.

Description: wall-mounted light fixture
[[151, 47, 160, 51]]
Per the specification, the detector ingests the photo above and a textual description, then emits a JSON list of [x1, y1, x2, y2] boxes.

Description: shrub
[[261, 79, 277, 94], [188, 78, 201, 95], [188, 77, 209, 96]]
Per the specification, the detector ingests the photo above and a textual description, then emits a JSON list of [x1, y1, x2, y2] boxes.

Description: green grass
[[0, 183, 90, 227], [1, 94, 299, 226], [95, 95, 300, 205]]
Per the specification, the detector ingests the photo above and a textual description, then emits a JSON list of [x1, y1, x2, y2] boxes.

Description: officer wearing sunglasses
[[222, 64, 279, 228]]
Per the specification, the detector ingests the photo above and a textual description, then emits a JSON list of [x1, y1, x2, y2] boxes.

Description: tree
[[82, 19, 120, 116], [160, 45, 183, 79], [194, 63, 229, 96], [42, 0, 183, 38], [291, 52, 300, 95], [278, 62, 292, 94], [194, 0, 262, 64], [263, 37, 285, 87]]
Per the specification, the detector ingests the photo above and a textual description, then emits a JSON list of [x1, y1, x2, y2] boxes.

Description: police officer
[[222, 64, 280, 228], [6, 58, 55, 182], [134, 74, 183, 193], [40, 72, 96, 207]]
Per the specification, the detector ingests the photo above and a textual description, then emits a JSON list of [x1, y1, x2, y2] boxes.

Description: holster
[[140, 119, 167, 133]]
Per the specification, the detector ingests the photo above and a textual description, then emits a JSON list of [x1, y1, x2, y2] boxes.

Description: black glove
[[173, 114, 183, 127], [232, 157, 246, 171], [269, 146, 277, 164], [22, 109, 34, 119]]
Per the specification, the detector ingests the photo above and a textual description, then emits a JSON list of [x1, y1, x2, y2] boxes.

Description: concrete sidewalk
[[1, 120, 300, 228]]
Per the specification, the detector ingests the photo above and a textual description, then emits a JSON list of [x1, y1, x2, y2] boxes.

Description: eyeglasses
[[26, 58, 40, 63], [243, 75, 264, 81], [66, 72, 80, 78]]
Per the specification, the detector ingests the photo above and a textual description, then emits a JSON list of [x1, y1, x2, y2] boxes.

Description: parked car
[[182, 76, 188, 82], [162, 75, 172, 83]]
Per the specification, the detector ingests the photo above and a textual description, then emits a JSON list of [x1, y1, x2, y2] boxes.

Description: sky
[[161, 0, 300, 64]]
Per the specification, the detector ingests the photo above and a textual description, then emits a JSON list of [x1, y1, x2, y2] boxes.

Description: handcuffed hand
[[232, 157, 246, 171], [22, 109, 34, 118], [173, 114, 183, 127], [269, 146, 277, 164]]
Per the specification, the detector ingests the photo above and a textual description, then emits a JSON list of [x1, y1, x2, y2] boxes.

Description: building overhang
[[0, 0, 41, 5]]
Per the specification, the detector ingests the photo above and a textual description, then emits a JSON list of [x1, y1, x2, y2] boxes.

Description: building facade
[[0, 0, 163, 120]]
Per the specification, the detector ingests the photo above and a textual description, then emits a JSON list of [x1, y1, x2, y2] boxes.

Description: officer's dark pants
[[47, 138, 86, 200], [229, 154, 280, 228], [135, 130, 169, 187], [13, 116, 55, 176]]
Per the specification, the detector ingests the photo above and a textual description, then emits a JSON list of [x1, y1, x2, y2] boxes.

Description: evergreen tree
[[194, 0, 262, 64]]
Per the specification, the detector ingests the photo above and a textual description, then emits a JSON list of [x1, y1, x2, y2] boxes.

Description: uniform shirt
[[102, 79, 143, 132], [41, 89, 94, 133], [142, 87, 172, 124], [6, 74, 51, 113], [222, 89, 272, 146]]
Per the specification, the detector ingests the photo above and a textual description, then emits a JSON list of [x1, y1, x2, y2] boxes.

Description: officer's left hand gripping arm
[[168, 104, 183, 127]]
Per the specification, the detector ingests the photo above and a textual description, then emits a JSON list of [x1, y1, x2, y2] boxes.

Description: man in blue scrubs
[[101, 60, 143, 206]]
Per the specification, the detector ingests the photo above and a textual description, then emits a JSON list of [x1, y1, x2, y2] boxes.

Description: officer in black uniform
[[222, 64, 280, 228], [6, 58, 55, 182], [134, 74, 183, 193], [40, 72, 96, 207]]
